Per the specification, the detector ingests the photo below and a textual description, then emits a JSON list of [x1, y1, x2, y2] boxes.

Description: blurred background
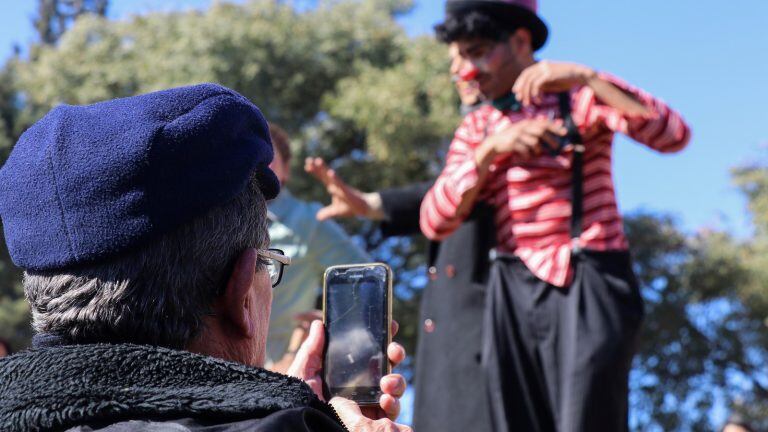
[[0, 1, 766, 430]]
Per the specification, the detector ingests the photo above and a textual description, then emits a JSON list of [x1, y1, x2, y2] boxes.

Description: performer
[[304, 43, 495, 432], [422, 1, 691, 431]]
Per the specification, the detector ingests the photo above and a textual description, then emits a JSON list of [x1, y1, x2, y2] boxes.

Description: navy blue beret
[[0, 83, 279, 271]]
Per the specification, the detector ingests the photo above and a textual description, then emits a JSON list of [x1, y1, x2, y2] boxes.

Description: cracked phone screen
[[325, 266, 387, 394]]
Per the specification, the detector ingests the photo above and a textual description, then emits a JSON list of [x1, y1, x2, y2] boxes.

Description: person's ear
[[509, 28, 533, 56], [218, 248, 258, 338]]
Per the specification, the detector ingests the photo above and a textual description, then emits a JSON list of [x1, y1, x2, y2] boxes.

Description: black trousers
[[482, 251, 644, 432]]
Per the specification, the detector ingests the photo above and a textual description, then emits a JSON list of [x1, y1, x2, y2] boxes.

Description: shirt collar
[[491, 92, 522, 112]]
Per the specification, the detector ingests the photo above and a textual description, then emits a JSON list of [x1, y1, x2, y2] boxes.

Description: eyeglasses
[[257, 248, 291, 287]]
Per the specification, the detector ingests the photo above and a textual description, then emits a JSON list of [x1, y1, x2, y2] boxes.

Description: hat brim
[[446, 1, 549, 51]]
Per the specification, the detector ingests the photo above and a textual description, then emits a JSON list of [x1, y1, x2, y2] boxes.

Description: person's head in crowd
[[268, 123, 292, 186], [722, 414, 755, 432], [1, 83, 280, 367], [0, 338, 11, 357], [436, 0, 548, 100]]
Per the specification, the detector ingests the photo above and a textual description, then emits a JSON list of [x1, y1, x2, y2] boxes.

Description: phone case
[[322, 263, 393, 406]]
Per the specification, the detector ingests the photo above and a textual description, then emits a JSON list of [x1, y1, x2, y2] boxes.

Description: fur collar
[[0, 343, 339, 431]]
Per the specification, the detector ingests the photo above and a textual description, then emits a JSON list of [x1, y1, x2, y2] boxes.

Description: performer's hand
[[480, 118, 567, 162], [304, 157, 383, 221], [513, 60, 596, 106], [287, 320, 407, 421]]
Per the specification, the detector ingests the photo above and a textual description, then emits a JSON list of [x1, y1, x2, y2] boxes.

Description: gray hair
[[24, 174, 270, 349]]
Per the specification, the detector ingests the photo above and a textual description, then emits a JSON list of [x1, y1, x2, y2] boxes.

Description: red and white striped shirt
[[420, 73, 691, 287]]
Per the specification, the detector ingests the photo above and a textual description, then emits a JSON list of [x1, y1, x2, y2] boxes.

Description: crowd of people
[[3, 0, 754, 431]]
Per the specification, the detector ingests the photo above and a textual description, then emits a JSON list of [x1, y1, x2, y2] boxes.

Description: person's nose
[[458, 61, 480, 82]]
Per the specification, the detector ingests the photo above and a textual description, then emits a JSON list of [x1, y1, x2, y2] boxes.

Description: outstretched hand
[[304, 158, 381, 221]]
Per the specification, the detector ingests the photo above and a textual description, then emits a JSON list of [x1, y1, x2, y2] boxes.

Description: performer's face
[[454, 29, 533, 100], [449, 43, 481, 107]]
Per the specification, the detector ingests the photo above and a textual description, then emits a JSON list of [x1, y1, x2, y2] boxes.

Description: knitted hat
[[0, 83, 279, 271]]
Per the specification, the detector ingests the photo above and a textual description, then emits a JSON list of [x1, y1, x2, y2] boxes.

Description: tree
[[34, 0, 109, 45], [623, 212, 768, 430]]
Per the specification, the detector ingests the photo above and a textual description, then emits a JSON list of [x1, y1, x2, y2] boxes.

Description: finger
[[530, 75, 549, 104], [288, 320, 324, 378], [304, 157, 326, 180], [314, 159, 334, 186], [514, 71, 531, 106], [379, 393, 401, 421], [380, 373, 406, 398], [512, 64, 534, 98], [547, 122, 568, 136], [304, 157, 315, 174], [391, 320, 399, 337], [316, 205, 343, 221], [524, 67, 544, 107], [540, 132, 561, 153], [329, 397, 364, 428], [516, 136, 537, 159], [294, 310, 323, 324], [387, 342, 406, 367], [517, 65, 540, 106], [531, 61, 551, 102]]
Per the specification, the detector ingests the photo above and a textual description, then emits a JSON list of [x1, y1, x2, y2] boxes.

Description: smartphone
[[322, 263, 393, 406]]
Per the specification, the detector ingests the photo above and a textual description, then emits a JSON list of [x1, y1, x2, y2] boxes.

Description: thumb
[[316, 205, 342, 221], [329, 397, 364, 430]]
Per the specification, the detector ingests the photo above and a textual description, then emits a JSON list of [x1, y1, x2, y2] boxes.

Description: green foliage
[[625, 213, 768, 430], [18, 0, 407, 131]]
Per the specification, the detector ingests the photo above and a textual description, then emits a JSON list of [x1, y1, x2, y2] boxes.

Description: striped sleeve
[[419, 115, 483, 240], [574, 72, 691, 153]]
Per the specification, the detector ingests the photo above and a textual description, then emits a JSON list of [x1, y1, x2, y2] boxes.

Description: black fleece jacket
[[0, 343, 347, 432]]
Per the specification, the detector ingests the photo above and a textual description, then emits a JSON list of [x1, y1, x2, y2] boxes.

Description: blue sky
[[1, 0, 766, 238]]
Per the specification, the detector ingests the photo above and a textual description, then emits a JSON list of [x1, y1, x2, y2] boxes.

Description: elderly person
[[0, 83, 408, 432]]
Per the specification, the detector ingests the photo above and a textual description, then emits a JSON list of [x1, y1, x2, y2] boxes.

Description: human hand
[[268, 310, 323, 374], [513, 60, 597, 106], [304, 157, 382, 221], [481, 118, 567, 162], [286, 320, 407, 422], [330, 397, 413, 432]]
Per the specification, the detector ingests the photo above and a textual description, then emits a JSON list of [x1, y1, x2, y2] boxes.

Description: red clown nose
[[458, 63, 479, 82]]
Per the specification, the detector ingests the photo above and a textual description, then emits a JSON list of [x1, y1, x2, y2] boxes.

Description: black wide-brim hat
[[446, 0, 549, 51]]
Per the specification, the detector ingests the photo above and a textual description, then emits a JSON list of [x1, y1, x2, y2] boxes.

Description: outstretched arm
[[305, 157, 386, 221]]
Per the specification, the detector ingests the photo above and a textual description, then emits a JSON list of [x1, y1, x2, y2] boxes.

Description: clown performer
[[421, 1, 691, 431]]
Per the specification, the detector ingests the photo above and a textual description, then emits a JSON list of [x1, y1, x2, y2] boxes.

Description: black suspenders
[[557, 92, 585, 253], [488, 93, 585, 263]]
